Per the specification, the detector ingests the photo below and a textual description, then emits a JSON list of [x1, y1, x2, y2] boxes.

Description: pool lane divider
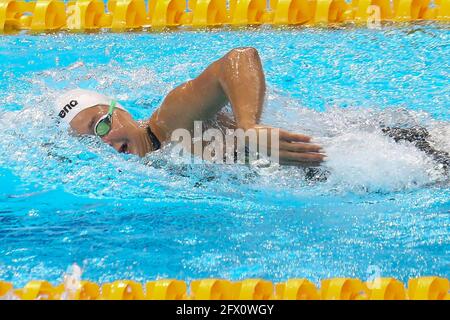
[[0, 277, 448, 300], [0, 0, 449, 32]]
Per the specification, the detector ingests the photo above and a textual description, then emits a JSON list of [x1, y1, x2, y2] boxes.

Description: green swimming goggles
[[94, 100, 116, 137]]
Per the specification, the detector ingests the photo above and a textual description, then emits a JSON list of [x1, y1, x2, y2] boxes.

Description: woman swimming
[[55, 47, 325, 166], [55, 47, 449, 170]]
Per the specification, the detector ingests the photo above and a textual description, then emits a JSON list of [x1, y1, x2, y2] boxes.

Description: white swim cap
[[54, 89, 127, 125]]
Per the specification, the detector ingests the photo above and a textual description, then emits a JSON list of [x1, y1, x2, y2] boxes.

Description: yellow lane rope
[[1, 277, 448, 299]]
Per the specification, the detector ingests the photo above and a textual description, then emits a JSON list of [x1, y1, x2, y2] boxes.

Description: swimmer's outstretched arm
[[148, 47, 325, 166]]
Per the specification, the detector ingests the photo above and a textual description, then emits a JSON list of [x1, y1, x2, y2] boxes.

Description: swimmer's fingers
[[279, 150, 326, 166], [253, 125, 312, 142], [278, 129, 312, 143], [279, 160, 323, 167], [280, 141, 323, 153]]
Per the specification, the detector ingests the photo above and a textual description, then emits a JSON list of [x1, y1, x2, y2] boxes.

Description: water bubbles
[[322, 131, 442, 193], [28, 209, 39, 217], [0, 67, 449, 199]]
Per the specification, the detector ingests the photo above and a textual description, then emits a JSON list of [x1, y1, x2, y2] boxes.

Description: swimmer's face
[[70, 105, 150, 156]]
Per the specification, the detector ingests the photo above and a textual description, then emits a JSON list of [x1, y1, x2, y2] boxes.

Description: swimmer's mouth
[[119, 143, 129, 154]]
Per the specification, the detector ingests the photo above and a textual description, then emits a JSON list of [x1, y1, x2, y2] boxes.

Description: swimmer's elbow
[[224, 47, 260, 62]]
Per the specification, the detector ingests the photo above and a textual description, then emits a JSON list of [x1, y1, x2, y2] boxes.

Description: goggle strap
[[94, 100, 116, 137], [108, 100, 116, 115]]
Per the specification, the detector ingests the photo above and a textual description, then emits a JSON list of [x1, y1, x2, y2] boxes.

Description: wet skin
[[69, 47, 326, 166]]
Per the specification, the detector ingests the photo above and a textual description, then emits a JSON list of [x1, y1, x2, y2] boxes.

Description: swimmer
[[55, 47, 450, 170], [55, 47, 326, 166]]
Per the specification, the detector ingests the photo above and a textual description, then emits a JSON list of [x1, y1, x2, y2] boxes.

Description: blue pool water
[[0, 24, 449, 288]]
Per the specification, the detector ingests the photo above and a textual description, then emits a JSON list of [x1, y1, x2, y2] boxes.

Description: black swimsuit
[[146, 126, 161, 151], [382, 127, 450, 171]]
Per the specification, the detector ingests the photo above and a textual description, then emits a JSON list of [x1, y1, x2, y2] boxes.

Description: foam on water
[[0, 65, 448, 200]]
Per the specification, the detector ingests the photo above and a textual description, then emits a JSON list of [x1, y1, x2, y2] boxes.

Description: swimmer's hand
[[250, 125, 326, 167]]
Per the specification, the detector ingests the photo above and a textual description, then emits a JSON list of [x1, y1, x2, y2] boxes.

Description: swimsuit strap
[[146, 126, 161, 151]]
